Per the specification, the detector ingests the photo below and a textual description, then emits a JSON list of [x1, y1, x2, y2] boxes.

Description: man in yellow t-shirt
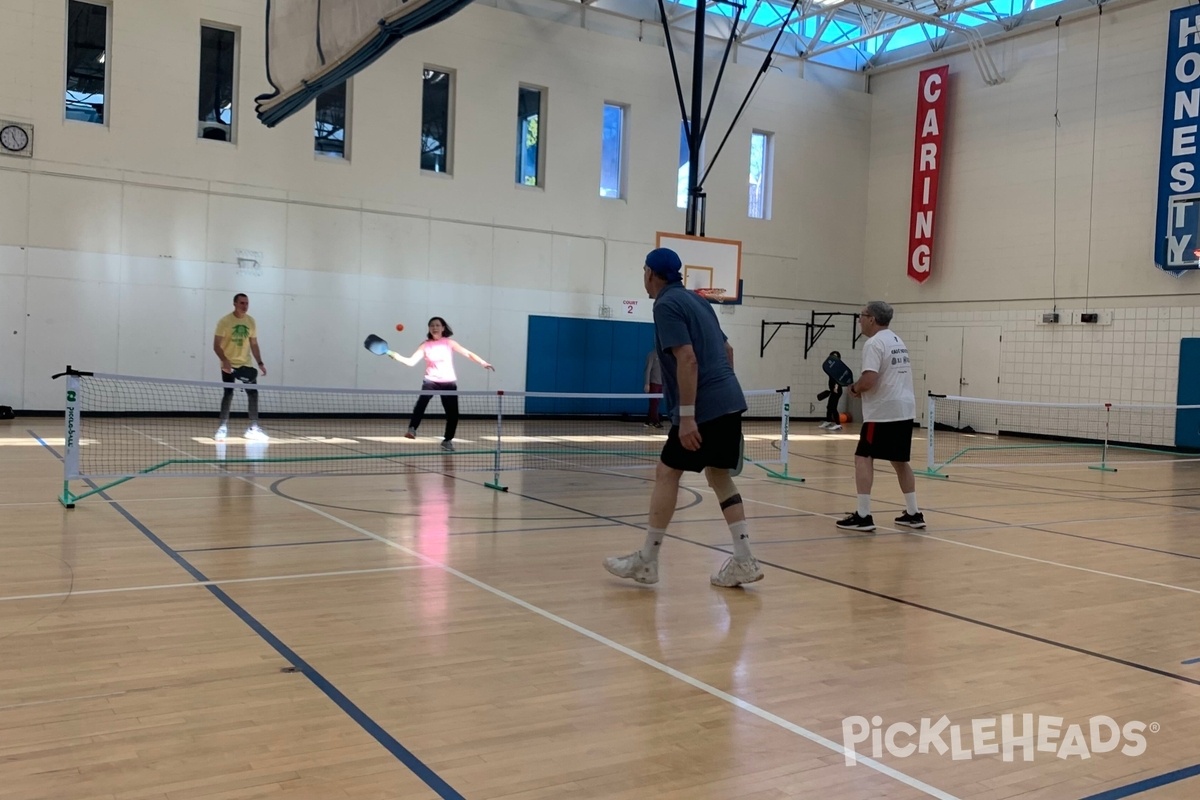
[[212, 293, 268, 441]]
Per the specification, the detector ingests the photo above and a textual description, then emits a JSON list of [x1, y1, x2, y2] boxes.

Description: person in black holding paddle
[[818, 351, 844, 431]]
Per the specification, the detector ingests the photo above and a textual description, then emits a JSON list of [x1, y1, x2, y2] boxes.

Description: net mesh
[[65, 373, 789, 481], [925, 394, 1200, 472]]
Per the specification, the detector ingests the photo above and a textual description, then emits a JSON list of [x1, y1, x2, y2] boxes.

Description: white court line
[[914, 534, 1200, 595], [254, 484, 959, 800], [0, 690, 128, 711], [899, 506, 1200, 536], [0, 565, 430, 603], [758, 498, 1200, 534], [718, 492, 1200, 596]]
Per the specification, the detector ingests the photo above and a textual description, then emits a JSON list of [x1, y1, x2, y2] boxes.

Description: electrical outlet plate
[[1077, 310, 1113, 325]]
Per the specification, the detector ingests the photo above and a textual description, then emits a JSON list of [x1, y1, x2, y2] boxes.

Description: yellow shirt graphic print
[[215, 312, 257, 368]]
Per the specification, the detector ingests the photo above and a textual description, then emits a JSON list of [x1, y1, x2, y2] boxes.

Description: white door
[[924, 327, 963, 426], [0, 275, 25, 409], [961, 326, 1002, 433], [923, 326, 1003, 429], [962, 327, 1001, 401]]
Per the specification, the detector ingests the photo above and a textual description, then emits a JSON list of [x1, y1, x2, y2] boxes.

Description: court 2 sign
[[1156, 6, 1200, 274], [908, 67, 949, 284]]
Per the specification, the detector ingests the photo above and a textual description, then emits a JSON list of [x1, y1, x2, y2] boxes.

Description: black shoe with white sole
[[894, 512, 926, 529], [836, 512, 876, 531]]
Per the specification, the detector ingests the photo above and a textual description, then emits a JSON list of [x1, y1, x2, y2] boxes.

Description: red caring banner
[[907, 66, 949, 283]]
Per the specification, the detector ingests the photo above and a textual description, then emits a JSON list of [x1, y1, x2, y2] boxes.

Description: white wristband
[[678, 405, 696, 417]]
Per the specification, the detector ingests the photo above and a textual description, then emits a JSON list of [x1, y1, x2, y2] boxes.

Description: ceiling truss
[[555, 0, 1112, 82]]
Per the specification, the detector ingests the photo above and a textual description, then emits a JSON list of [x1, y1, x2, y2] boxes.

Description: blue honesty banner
[[1156, 6, 1200, 274]]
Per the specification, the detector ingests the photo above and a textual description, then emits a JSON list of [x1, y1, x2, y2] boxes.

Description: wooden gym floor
[[2, 420, 1200, 799]]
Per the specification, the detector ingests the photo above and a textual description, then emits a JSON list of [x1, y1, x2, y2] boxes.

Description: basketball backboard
[[655, 232, 743, 304]]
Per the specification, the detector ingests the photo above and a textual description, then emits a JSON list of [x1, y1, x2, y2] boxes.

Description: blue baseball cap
[[644, 248, 683, 282]]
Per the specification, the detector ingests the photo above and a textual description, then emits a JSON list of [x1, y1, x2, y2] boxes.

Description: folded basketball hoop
[[256, 0, 476, 127]]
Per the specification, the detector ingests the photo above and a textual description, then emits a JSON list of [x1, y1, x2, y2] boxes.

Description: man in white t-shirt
[[836, 300, 925, 532]]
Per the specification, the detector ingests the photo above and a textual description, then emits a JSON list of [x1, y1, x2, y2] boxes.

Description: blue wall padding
[[1177, 338, 1200, 448], [526, 316, 657, 415]]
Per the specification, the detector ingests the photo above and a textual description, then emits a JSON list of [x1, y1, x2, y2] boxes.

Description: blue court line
[[1183, 657, 1200, 665], [34, 433, 463, 800], [176, 537, 373, 553], [1079, 763, 1200, 799]]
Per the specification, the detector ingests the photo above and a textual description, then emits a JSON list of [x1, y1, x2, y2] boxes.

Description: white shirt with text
[[860, 329, 915, 422]]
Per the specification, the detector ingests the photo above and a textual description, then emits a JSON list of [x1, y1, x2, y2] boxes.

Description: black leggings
[[825, 391, 841, 423], [409, 380, 459, 441]]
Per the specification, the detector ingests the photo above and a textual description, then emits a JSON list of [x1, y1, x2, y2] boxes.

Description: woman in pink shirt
[[390, 317, 494, 450]]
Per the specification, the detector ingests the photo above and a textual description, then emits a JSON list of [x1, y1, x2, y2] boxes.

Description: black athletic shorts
[[855, 420, 914, 463], [222, 366, 258, 385], [661, 412, 743, 472]]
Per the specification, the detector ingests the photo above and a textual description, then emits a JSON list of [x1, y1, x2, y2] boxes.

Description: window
[[600, 103, 626, 199], [516, 86, 544, 187], [421, 68, 454, 174], [314, 81, 349, 159], [198, 25, 237, 142], [65, 1, 109, 124], [677, 120, 704, 209], [748, 130, 773, 219]]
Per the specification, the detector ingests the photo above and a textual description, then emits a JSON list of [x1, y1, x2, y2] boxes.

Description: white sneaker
[[711, 556, 764, 587], [214, 425, 228, 442], [817, 421, 832, 429], [827, 424, 842, 432], [603, 551, 659, 584], [244, 425, 269, 441]]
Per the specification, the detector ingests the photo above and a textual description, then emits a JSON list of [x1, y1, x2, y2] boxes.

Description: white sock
[[857, 494, 871, 517], [904, 493, 919, 515], [729, 520, 752, 559], [641, 528, 666, 560]]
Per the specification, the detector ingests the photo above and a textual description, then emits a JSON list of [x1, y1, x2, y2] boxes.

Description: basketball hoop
[[695, 287, 729, 303]]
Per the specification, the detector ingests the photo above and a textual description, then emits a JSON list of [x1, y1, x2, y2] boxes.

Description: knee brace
[[705, 468, 743, 510]]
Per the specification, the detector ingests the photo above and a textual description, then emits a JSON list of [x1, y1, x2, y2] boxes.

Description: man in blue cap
[[604, 247, 764, 587]]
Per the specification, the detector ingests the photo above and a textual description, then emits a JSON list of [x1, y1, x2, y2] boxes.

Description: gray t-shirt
[[652, 282, 746, 424]]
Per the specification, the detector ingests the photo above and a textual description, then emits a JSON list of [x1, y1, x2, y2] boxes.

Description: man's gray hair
[[864, 300, 893, 326]]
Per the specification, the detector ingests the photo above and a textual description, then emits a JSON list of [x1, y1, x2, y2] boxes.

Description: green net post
[[771, 389, 803, 482], [916, 392, 949, 479], [485, 390, 508, 492], [752, 388, 803, 482], [1089, 402, 1118, 472]]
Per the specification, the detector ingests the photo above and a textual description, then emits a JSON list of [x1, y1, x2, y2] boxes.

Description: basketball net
[[695, 287, 728, 302]]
